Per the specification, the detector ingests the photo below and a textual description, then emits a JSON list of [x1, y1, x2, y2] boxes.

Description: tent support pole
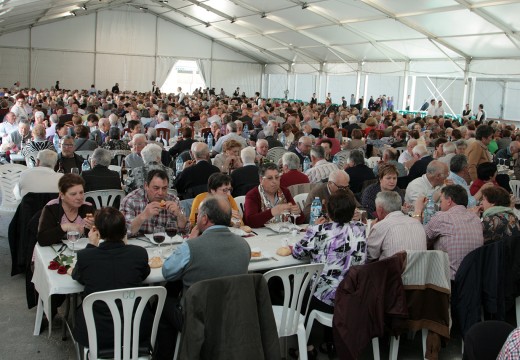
[[401, 61, 410, 110], [28, 26, 32, 88], [93, 11, 98, 87]]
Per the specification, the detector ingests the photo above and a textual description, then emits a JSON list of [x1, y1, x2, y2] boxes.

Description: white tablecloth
[[32, 227, 306, 336]]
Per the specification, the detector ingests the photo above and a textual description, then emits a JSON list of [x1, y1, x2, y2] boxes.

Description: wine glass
[[166, 220, 178, 242], [177, 207, 188, 239], [290, 209, 300, 226], [67, 230, 80, 257], [153, 226, 166, 256], [71, 167, 79, 175], [279, 209, 291, 233]]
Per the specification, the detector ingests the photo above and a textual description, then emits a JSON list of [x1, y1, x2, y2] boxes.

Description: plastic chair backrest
[[234, 195, 246, 217], [180, 198, 193, 216], [510, 180, 520, 199], [156, 128, 170, 141], [76, 150, 94, 160], [293, 193, 308, 212], [266, 147, 287, 164], [366, 156, 381, 169], [263, 263, 325, 337], [82, 286, 166, 360], [333, 150, 351, 168], [84, 190, 125, 209], [110, 150, 131, 167], [0, 163, 27, 211], [24, 151, 39, 168]]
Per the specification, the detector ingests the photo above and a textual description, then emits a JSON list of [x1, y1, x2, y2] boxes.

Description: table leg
[[33, 296, 44, 336]]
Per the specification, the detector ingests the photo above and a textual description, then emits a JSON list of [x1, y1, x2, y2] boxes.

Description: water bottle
[[243, 124, 249, 139], [309, 197, 322, 225], [280, 132, 286, 147], [174, 122, 180, 137], [176, 156, 183, 176], [333, 154, 339, 166], [81, 159, 90, 173], [53, 133, 60, 153], [303, 156, 311, 172], [207, 132, 213, 151], [423, 195, 436, 225]]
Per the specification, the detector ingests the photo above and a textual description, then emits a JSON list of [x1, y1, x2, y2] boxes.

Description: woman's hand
[[88, 226, 101, 246], [271, 203, 292, 217], [61, 223, 84, 234]]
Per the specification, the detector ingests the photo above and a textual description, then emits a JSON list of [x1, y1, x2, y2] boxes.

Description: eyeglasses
[[219, 187, 233, 193], [329, 181, 349, 191], [61, 143, 74, 147], [262, 175, 281, 181]]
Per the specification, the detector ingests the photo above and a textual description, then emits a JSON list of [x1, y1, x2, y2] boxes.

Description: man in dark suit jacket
[[231, 147, 259, 197], [81, 148, 122, 192], [407, 145, 433, 182], [174, 142, 220, 199], [89, 118, 111, 146], [345, 150, 375, 195], [290, 136, 312, 167]]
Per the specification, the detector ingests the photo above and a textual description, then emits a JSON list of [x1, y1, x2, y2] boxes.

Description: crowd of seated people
[[3, 83, 520, 358]]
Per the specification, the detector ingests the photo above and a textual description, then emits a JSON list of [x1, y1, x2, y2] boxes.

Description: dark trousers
[[154, 281, 184, 360]]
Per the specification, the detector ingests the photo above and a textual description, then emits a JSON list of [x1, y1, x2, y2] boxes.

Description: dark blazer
[[174, 160, 220, 198], [265, 136, 284, 149], [55, 153, 85, 174], [81, 165, 122, 193], [72, 242, 151, 350], [408, 155, 433, 181], [231, 165, 260, 197], [346, 164, 376, 194], [89, 129, 108, 146], [168, 138, 197, 159], [74, 138, 98, 151]]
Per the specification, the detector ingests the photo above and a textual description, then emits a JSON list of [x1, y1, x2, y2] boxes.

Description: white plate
[[63, 238, 89, 251], [264, 222, 302, 233], [144, 233, 183, 244], [250, 250, 272, 262], [228, 227, 248, 236]]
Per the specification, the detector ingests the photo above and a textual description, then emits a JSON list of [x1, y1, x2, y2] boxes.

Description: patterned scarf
[[258, 185, 287, 224]]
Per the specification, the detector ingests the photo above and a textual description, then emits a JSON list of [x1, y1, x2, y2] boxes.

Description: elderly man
[[447, 154, 488, 208], [345, 149, 375, 195], [81, 148, 122, 192], [302, 169, 352, 222], [13, 149, 63, 200], [231, 146, 260, 197], [367, 191, 427, 261], [413, 185, 483, 279], [466, 124, 494, 181], [438, 142, 457, 166], [90, 117, 110, 146], [291, 135, 312, 167], [125, 133, 147, 170], [2, 120, 31, 151], [55, 135, 85, 174], [405, 160, 449, 204], [0, 112, 17, 138], [255, 138, 269, 163], [121, 169, 188, 236], [407, 144, 434, 181], [156, 196, 251, 359], [305, 145, 338, 184], [280, 152, 310, 188], [125, 143, 174, 193], [398, 138, 418, 169], [155, 112, 175, 133], [174, 142, 220, 199], [372, 147, 406, 178], [213, 121, 248, 153], [263, 124, 284, 149]]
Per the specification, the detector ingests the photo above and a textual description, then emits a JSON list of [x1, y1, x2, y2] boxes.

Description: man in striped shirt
[[367, 191, 427, 261], [305, 145, 338, 183]]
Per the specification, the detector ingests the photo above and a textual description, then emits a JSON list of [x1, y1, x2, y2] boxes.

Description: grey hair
[[91, 148, 112, 167], [282, 152, 301, 170], [264, 125, 274, 137], [455, 139, 467, 149], [226, 122, 237, 133], [241, 146, 256, 164], [108, 113, 118, 125], [60, 134, 74, 144], [442, 142, 456, 154], [141, 143, 162, 163], [34, 111, 45, 120], [310, 145, 325, 160], [37, 149, 58, 168], [450, 154, 468, 173], [157, 112, 168, 122], [199, 195, 231, 226], [49, 114, 59, 124], [375, 191, 402, 214], [348, 150, 365, 166], [412, 144, 428, 157], [146, 127, 157, 141], [426, 160, 446, 175], [133, 133, 147, 142], [329, 169, 350, 183]]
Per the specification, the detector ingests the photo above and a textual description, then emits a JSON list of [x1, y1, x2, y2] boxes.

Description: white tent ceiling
[[2, 0, 520, 66]]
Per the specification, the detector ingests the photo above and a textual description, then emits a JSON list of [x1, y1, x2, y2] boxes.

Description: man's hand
[[183, 160, 195, 170], [142, 201, 162, 220], [88, 226, 101, 246], [414, 195, 427, 215]]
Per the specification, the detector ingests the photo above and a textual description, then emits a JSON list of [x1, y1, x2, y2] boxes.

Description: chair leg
[[33, 296, 44, 336], [516, 297, 520, 326], [371, 338, 380, 360], [173, 332, 182, 360], [297, 327, 308, 360], [389, 335, 400, 360], [305, 311, 317, 342]]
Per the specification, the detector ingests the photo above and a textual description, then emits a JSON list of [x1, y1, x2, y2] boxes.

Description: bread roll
[[251, 250, 262, 257], [149, 256, 163, 268], [276, 247, 292, 256]]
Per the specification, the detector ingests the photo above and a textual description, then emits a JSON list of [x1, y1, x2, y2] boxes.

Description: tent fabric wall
[[0, 48, 30, 88], [95, 54, 155, 92], [156, 57, 178, 88], [32, 15, 95, 52], [211, 61, 261, 98]]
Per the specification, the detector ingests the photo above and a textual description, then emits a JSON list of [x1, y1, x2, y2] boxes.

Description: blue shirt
[[162, 225, 228, 281], [448, 171, 477, 207]]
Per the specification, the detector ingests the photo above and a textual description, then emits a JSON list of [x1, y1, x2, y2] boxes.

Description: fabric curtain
[[156, 56, 178, 89]]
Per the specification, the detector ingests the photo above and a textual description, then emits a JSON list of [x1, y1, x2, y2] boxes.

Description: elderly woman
[[21, 124, 56, 158], [361, 163, 405, 219], [480, 186, 520, 243], [213, 139, 243, 174], [470, 162, 498, 196], [37, 174, 95, 246], [189, 173, 243, 230], [101, 127, 131, 151], [278, 123, 295, 146], [125, 143, 174, 193], [244, 162, 303, 228], [291, 191, 367, 358], [72, 207, 151, 351]]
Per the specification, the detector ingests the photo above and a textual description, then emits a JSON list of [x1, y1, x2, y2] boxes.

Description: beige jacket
[[466, 140, 491, 181]]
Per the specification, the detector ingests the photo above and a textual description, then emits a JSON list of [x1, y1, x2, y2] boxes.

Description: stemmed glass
[[177, 207, 188, 239], [67, 230, 80, 257], [165, 220, 178, 242], [290, 210, 300, 226], [279, 209, 291, 233], [153, 226, 166, 256]]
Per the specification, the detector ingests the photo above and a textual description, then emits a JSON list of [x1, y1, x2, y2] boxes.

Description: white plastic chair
[[510, 180, 520, 199], [80, 286, 166, 360], [293, 193, 308, 212], [0, 163, 27, 213], [366, 156, 381, 169], [266, 146, 287, 164], [24, 151, 39, 168], [76, 150, 94, 160], [516, 296, 520, 328], [333, 150, 351, 168], [263, 263, 325, 360], [111, 150, 131, 167], [305, 309, 380, 360], [234, 195, 246, 217], [84, 190, 125, 209]]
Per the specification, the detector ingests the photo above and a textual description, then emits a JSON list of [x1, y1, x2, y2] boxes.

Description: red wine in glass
[[166, 228, 177, 238], [153, 234, 165, 244]]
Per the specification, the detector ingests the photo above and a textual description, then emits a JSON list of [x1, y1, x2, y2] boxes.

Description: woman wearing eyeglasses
[[361, 163, 404, 219], [244, 162, 303, 228], [189, 172, 243, 232]]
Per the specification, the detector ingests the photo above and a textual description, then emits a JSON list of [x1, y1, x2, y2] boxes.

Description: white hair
[[241, 146, 256, 164], [141, 143, 162, 163]]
